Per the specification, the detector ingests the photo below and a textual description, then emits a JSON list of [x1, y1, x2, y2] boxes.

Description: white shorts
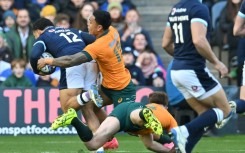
[[171, 67, 222, 100], [59, 62, 99, 90]]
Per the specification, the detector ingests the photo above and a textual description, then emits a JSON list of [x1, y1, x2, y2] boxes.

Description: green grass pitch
[[1, 134, 245, 153]]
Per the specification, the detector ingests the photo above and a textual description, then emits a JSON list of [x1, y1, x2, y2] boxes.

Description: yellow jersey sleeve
[[83, 43, 99, 60]]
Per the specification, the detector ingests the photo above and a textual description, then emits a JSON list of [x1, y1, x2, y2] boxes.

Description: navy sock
[[71, 117, 93, 142], [186, 129, 205, 153], [185, 109, 218, 136], [235, 99, 245, 114], [139, 109, 147, 122]]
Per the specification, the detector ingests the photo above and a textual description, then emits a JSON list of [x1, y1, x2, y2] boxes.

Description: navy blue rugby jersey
[[238, 0, 245, 18], [167, 0, 211, 70], [30, 26, 95, 73]]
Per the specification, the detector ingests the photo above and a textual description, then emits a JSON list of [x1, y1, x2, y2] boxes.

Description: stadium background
[[0, 0, 245, 152]]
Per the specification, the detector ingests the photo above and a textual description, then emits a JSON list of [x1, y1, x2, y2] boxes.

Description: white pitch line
[[197, 150, 245, 152]]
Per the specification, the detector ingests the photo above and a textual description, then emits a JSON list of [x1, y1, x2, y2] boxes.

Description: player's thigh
[[93, 117, 120, 142], [83, 62, 99, 90], [59, 88, 82, 112], [186, 98, 210, 115], [240, 86, 245, 100]]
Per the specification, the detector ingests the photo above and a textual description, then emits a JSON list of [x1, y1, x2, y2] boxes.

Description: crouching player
[[130, 92, 178, 151], [51, 92, 176, 153]]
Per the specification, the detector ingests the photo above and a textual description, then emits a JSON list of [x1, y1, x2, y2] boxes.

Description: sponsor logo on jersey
[[118, 97, 123, 103], [48, 29, 55, 32], [171, 8, 187, 15], [191, 86, 200, 92], [171, 8, 176, 15]]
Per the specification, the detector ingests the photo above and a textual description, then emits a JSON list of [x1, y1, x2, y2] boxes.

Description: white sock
[[76, 95, 84, 106], [82, 92, 90, 102], [212, 108, 224, 122], [180, 125, 189, 138], [96, 147, 104, 152], [76, 92, 90, 106]]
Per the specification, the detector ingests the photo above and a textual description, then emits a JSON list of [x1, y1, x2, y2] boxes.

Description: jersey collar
[[98, 29, 109, 38], [43, 26, 54, 32]]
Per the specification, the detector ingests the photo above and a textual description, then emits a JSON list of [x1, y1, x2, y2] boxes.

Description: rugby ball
[[40, 52, 56, 74]]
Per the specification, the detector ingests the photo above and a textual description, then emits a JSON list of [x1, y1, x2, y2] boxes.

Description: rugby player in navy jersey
[[232, 0, 245, 115], [30, 18, 109, 152], [162, 0, 232, 152]]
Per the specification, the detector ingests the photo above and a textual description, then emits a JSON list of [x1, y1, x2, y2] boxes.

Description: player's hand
[[38, 71, 46, 76], [214, 61, 228, 78], [37, 58, 46, 70]]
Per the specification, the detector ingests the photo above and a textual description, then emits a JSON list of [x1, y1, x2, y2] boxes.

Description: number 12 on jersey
[[60, 32, 83, 43], [173, 23, 184, 43]]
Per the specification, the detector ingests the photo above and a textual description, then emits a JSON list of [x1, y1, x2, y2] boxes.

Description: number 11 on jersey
[[173, 23, 184, 43]]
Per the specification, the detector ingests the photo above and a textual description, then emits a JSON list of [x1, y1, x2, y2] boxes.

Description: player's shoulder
[[190, 2, 209, 13], [169, 0, 207, 17], [110, 26, 118, 32], [84, 37, 101, 51], [242, 0, 245, 6], [43, 26, 56, 35], [33, 36, 46, 46], [240, 0, 245, 11], [68, 27, 80, 34], [41, 27, 56, 39], [108, 26, 120, 38]]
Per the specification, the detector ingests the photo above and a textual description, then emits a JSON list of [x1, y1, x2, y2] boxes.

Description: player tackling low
[[51, 92, 176, 153], [162, 0, 232, 152], [37, 10, 136, 150]]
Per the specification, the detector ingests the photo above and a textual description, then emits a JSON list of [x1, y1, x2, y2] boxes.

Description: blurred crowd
[[0, 0, 166, 88], [0, 0, 243, 89], [204, 0, 245, 86]]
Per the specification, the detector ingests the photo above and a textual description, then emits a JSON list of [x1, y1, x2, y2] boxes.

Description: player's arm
[[233, 12, 245, 36], [191, 7, 228, 77], [30, 41, 47, 75], [191, 23, 221, 65], [162, 22, 174, 56], [139, 134, 172, 153], [79, 31, 96, 45], [37, 51, 92, 69]]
